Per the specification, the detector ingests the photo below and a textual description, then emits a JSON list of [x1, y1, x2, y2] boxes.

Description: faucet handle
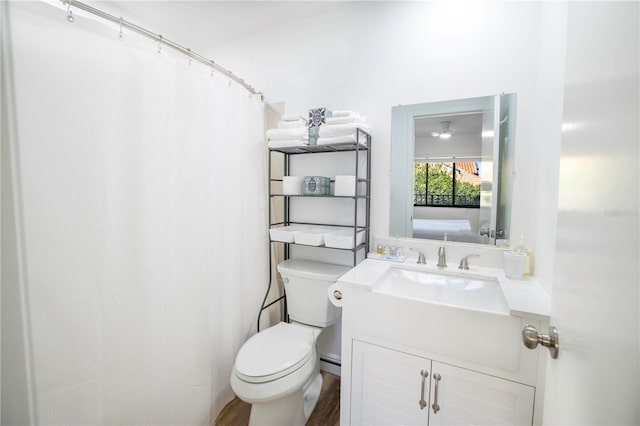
[[458, 254, 480, 270], [409, 248, 426, 264]]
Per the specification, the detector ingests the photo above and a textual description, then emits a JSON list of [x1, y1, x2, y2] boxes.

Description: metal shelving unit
[[257, 128, 371, 331], [268, 129, 371, 266]]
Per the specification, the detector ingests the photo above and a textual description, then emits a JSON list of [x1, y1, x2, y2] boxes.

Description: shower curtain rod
[[61, 0, 262, 97]]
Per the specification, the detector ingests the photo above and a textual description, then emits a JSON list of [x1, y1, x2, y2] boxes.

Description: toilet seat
[[235, 322, 315, 384]]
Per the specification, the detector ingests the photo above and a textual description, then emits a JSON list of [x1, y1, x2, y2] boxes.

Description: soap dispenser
[[514, 235, 533, 276]]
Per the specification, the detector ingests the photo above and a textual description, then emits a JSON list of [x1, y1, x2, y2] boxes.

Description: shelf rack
[[257, 129, 371, 331], [268, 130, 371, 266]]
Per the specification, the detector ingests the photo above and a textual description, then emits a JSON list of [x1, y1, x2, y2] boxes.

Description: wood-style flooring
[[213, 371, 340, 426]]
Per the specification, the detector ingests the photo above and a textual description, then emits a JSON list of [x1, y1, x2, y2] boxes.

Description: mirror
[[390, 93, 516, 245]]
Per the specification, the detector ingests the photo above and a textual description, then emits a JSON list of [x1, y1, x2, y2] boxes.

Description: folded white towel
[[331, 110, 356, 118], [268, 139, 309, 149], [266, 127, 309, 141], [278, 119, 307, 129], [319, 122, 370, 138], [325, 115, 366, 125], [317, 134, 360, 145], [281, 114, 306, 122]]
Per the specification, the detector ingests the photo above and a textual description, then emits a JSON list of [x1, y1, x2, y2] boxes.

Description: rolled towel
[[266, 127, 309, 141], [331, 110, 356, 118], [281, 114, 307, 122], [325, 115, 366, 125], [278, 119, 307, 129], [319, 122, 370, 138], [268, 139, 309, 149]]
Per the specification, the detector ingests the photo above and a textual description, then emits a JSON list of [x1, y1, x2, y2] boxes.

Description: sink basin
[[374, 266, 509, 314]]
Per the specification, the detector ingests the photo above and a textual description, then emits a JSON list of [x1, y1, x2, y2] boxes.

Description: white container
[[282, 176, 304, 195], [503, 250, 527, 279], [294, 227, 334, 246], [324, 229, 365, 249], [269, 225, 310, 243], [334, 175, 356, 196]]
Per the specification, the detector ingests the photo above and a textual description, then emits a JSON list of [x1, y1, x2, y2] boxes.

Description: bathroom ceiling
[[92, 1, 349, 52]]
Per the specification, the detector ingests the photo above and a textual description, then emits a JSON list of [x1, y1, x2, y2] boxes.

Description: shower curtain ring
[[187, 48, 192, 66], [118, 17, 123, 41], [157, 35, 163, 54], [66, 5, 75, 22]]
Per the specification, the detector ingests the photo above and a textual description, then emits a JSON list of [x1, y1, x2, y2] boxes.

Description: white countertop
[[337, 258, 551, 321]]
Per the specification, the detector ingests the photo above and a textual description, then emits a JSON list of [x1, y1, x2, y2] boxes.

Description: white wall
[[208, 1, 567, 292]]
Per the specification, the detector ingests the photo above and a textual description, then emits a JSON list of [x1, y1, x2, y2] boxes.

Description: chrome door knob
[[522, 325, 559, 359]]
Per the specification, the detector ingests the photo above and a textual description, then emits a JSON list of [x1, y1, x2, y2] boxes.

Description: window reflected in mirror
[[414, 162, 481, 207]]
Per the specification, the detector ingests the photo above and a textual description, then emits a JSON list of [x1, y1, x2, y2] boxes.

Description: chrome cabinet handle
[[522, 325, 559, 359], [479, 228, 490, 236], [419, 369, 429, 409], [432, 373, 441, 413]]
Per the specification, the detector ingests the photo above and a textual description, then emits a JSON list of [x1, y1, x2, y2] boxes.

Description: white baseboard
[[320, 359, 341, 377]]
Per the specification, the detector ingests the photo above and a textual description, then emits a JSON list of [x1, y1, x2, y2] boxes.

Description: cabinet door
[[429, 361, 535, 426], [351, 340, 430, 425]]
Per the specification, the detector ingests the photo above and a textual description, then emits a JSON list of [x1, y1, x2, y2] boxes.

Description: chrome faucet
[[437, 246, 447, 268], [458, 254, 480, 270], [410, 248, 426, 264]]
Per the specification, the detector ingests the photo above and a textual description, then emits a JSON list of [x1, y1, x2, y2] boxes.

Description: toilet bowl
[[231, 322, 323, 425], [230, 259, 351, 426]]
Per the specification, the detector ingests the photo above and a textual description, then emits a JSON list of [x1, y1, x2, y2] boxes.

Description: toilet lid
[[235, 323, 315, 384]]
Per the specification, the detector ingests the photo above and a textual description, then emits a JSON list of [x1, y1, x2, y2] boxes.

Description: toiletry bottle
[[514, 235, 533, 276]]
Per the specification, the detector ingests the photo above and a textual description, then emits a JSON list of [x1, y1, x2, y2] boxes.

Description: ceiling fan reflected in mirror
[[431, 121, 452, 139]]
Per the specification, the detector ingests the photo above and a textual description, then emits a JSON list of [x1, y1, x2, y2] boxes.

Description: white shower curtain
[[2, 1, 267, 424]]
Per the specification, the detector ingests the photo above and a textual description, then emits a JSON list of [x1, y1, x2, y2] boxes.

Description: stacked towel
[[268, 139, 309, 149], [317, 117, 370, 146], [324, 112, 366, 125], [266, 127, 308, 140], [267, 113, 309, 148], [325, 116, 361, 125], [317, 134, 361, 145], [267, 110, 369, 148], [331, 111, 355, 118]]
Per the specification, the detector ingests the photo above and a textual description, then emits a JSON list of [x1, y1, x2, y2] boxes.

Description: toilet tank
[[277, 259, 351, 327]]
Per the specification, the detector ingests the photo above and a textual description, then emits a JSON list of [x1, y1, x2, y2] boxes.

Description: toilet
[[230, 259, 350, 426]]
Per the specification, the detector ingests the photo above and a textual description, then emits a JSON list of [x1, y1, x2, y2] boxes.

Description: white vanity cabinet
[[335, 258, 551, 426], [350, 340, 535, 425]]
